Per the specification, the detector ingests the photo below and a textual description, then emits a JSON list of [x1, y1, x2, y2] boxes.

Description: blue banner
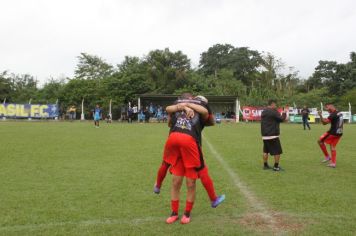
[[0, 103, 59, 118]]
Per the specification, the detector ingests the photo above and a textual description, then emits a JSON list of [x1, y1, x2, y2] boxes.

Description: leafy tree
[[37, 77, 66, 103], [0, 71, 13, 102], [199, 44, 234, 78], [144, 48, 191, 93], [74, 53, 114, 80], [106, 56, 152, 104], [339, 88, 356, 111], [10, 73, 38, 103]]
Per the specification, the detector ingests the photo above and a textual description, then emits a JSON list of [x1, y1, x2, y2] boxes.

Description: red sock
[[331, 149, 336, 164], [171, 200, 179, 214], [319, 143, 329, 158], [156, 162, 170, 188], [185, 201, 194, 215], [199, 167, 218, 201]]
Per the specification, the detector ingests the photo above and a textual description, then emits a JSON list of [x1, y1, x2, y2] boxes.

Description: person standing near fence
[[301, 106, 311, 130], [93, 104, 102, 128], [68, 105, 76, 121]]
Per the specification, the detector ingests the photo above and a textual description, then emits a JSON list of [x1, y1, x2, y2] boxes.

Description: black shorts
[[263, 138, 283, 155]]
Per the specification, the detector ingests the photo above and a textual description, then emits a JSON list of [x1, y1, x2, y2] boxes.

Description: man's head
[[267, 99, 277, 109], [195, 95, 208, 104], [179, 93, 193, 100], [325, 103, 336, 112], [96, 104, 100, 108], [303, 105, 307, 109]]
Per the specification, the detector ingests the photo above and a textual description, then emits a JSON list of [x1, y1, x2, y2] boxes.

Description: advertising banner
[[0, 103, 58, 118], [289, 115, 316, 123], [242, 106, 285, 121]]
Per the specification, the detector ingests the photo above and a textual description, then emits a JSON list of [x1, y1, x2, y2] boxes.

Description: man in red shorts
[[154, 95, 225, 209], [162, 95, 211, 224], [317, 103, 343, 168]]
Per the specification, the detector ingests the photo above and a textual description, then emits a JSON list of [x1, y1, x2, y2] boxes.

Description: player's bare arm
[[183, 103, 209, 120], [166, 103, 208, 120], [318, 110, 330, 125]]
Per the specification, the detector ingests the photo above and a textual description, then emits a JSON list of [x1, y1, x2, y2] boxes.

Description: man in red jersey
[[162, 94, 208, 224], [318, 103, 343, 168], [154, 95, 225, 211]]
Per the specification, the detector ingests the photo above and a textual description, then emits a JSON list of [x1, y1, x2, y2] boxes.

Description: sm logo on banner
[[0, 104, 58, 118]]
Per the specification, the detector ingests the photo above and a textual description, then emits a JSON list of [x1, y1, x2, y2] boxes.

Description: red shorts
[[319, 132, 341, 146], [163, 132, 203, 179]]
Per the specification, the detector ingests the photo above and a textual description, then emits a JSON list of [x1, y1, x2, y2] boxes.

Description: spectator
[[156, 105, 163, 122], [301, 106, 311, 130], [68, 105, 76, 121], [128, 106, 133, 123], [144, 106, 150, 123]]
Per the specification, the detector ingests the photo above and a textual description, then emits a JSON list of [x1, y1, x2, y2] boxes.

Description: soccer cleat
[[166, 214, 179, 224], [321, 157, 331, 163], [153, 185, 160, 194], [211, 194, 225, 208], [327, 163, 336, 168], [180, 214, 191, 224], [273, 166, 282, 171]]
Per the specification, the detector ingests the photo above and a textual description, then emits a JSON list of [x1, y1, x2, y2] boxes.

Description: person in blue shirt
[[93, 104, 102, 128], [156, 105, 163, 122]]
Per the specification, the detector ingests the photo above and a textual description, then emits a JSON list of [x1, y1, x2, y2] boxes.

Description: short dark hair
[[268, 99, 277, 105], [179, 93, 193, 99]]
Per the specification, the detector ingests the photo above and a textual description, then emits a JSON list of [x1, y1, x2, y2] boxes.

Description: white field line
[[203, 135, 278, 227], [0, 217, 162, 232]]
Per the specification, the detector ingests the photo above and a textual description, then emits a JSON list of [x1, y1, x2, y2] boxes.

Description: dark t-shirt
[[261, 108, 285, 136], [301, 108, 310, 118], [327, 111, 343, 136], [170, 100, 207, 145], [176, 99, 212, 127]]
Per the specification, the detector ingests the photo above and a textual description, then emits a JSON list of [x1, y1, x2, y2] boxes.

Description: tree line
[[1, 44, 355, 116]]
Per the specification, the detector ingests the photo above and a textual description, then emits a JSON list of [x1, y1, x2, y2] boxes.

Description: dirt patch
[[239, 212, 304, 235]]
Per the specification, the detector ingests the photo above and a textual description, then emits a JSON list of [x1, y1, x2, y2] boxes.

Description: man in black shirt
[[301, 105, 311, 130], [261, 100, 287, 171], [317, 104, 343, 168]]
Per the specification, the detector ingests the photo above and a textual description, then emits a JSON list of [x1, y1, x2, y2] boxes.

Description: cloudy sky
[[0, 0, 355, 83]]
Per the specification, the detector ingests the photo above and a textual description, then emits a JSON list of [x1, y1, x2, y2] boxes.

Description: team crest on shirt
[[174, 112, 193, 130]]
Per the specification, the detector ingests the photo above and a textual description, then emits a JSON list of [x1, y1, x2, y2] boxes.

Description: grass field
[[0, 121, 355, 235]]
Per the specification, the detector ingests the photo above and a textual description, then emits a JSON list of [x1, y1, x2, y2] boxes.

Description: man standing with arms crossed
[[317, 104, 343, 168], [261, 100, 287, 171]]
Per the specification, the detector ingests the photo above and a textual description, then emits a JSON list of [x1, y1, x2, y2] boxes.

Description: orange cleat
[[180, 214, 191, 224], [166, 215, 179, 224]]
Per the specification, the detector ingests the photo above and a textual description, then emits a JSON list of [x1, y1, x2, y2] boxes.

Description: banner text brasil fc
[[0, 103, 58, 118]]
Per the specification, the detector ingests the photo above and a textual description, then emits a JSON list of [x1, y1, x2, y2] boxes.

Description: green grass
[[0, 121, 355, 235]]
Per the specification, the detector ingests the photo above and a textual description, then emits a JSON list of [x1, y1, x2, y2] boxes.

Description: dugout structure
[[137, 94, 240, 122]]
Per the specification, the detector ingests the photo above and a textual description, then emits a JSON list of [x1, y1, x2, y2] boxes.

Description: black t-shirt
[[327, 111, 343, 136], [176, 98, 212, 127], [301, 108, 310, 118], [169, 100, 208, 145], [261, 108, 285, 136]]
